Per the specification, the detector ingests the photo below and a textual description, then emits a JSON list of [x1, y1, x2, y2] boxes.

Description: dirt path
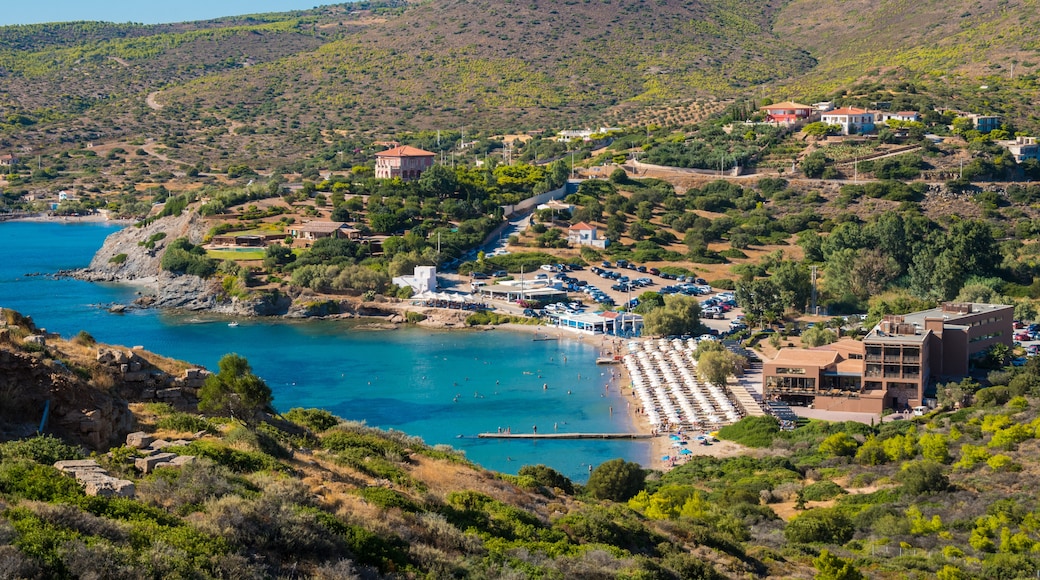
[[145, 91, 163, 111]]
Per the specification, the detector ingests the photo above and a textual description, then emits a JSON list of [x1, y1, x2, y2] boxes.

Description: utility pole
[[810, 265, 818, 315]]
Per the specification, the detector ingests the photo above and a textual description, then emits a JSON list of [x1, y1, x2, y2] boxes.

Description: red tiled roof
[[761, 101, 812, 110], [825, 107, 870, 116], [569, 222, 595, 230], [375, 145, 436, 158], [294, 221, 347, 233]]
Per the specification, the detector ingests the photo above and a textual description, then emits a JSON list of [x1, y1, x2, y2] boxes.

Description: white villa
[[821, 107, 876, 135], [568, 222, 608, 248]]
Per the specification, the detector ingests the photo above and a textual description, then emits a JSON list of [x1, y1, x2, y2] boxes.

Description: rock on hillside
[[79, 210, 207, 284], [0, 311, 206, 449], [76, 210, 227, 311]]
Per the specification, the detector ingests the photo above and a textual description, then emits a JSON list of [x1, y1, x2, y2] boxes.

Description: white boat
[[228, 321, 239, 327]]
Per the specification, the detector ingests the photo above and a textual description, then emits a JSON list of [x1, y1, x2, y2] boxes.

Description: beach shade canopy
[[671, 442, 683, 448], [661, 455, 671, 461], [679, 448, 693, 455], [669, 435, 681, 440]]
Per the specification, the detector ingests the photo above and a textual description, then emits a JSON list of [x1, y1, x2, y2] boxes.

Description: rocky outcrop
[[0, 345, 136, 449], [78, 211, 207, 284], [95, 347, 209, 410], [54, 459, 135, 498]]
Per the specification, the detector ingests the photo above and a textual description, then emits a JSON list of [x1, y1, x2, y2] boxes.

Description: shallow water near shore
[[0, 220, 649, 481]]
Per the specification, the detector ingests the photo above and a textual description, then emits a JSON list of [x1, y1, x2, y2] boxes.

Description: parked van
[[912, 406, 928, 416]]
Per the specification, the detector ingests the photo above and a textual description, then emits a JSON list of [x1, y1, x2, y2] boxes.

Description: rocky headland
[[71, 211, 480, 327]]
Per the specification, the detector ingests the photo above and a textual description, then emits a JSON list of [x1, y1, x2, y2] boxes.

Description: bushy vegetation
[[160, 237, 218, 278]]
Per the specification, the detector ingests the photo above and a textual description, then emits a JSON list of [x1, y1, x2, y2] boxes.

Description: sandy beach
[[11, 212, 134, 225]]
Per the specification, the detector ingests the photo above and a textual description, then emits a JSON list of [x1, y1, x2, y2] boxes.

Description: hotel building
[[763, 302, 1014, 413]]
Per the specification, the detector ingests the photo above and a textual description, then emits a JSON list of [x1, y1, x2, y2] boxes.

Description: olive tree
[[198, 354, 273, 422], [642, 295, 702, 337], [586, 459, 645, 502]]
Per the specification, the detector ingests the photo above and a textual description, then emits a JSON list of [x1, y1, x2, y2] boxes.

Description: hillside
[[772, 0, 1040, 129], [1, 0, 1038, 169], [5, 306, 1040, 578]]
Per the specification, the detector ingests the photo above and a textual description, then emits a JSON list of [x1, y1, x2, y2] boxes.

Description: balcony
[[865, 355, 883, 362]]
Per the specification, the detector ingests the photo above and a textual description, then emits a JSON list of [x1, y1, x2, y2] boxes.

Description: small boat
[[228, 321, 239, 327]]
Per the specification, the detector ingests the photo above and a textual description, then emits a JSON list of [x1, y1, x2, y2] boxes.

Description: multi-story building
[[970, 115, 1002, 134], [820, 107, 876, 135], [764, 302, 1014, 413], [999, 136, 1040, 164], [374, 146, 436, 181], [760, 101, 815, 124]]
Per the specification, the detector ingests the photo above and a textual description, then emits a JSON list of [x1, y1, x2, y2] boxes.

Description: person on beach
[[532, 425, 537, 434]]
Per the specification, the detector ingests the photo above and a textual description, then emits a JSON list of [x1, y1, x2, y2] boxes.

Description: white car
[[540, 264, 554, 271]]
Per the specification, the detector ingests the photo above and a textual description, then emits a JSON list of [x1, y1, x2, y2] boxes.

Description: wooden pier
[[477, 432, 652, 440]]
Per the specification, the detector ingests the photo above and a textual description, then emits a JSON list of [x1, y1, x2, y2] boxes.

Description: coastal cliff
[[0, 309, 205, 450], [75, 211, 289, 315]]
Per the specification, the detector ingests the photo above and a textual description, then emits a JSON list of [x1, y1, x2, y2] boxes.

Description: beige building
[[764, 302, 1014, 413], [287, 221, 358, 242], [374, 146, 436, 181]]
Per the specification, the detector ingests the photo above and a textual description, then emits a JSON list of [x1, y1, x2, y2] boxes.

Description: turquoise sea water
[[0, 220, 648, 481]]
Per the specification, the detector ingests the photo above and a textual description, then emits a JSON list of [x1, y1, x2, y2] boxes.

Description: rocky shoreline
[[65, 211, 488, 329]]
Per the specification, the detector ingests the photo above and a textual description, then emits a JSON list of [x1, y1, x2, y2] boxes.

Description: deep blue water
[[0, 220, 648, 481]]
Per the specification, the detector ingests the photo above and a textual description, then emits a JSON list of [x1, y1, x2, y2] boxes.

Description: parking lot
[[467, 259, 744, 335]]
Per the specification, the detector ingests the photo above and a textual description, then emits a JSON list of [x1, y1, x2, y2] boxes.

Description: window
[[775, 367, 806, 375]]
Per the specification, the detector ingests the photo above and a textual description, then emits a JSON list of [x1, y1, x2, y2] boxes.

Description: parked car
[[492, 270, 508, 277], [472, 272, 489, 279], [648, 267, 660, 276]]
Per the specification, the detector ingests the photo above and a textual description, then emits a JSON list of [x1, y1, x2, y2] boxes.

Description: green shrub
[[321, 430, 406, 457], [0, 460, 85, 501], [71, 330, 96, 346], [717, 416, 780, 448], [587, 459, 645, 502], [301, 507, 409, 573], [284, 408, 340, 432], [517, 464, 575, 494], [355, 487, 422, 512], [167, 440, 280, 473], [156, 413, 214, 434], [332, 448, 415, 488], [896, 460, 949, 495], [0, 434, 83, 465], [465, 311, 515, 325], [818, 432, 859, 457], [801, 481, 847, 502], [108, 253, 128, 264], [784, 508, 854, 544], [143, 402, 175, 416]]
